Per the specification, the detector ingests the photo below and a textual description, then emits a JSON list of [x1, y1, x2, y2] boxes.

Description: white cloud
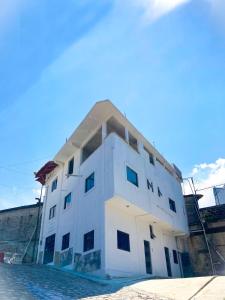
[[134, 0, 190, 23], [32, 187, 46, 199], [32, 188, 42, 197], [183, 158, 225, 208]]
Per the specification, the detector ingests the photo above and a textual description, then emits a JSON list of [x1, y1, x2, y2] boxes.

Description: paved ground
[[0, 263, 168, 300], [132, 276, 225, 300], [0, 263, 224, 300]]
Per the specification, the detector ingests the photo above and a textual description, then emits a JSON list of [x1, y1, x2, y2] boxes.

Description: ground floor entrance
[[43, 233, 55, 264]]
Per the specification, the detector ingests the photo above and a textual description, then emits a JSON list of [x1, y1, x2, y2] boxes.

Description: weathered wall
[[0, 203, 42, 263], [185, 195, 225, 276]]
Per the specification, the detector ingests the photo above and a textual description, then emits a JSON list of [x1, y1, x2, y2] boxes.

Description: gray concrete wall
[[0, 203, 42, 263]]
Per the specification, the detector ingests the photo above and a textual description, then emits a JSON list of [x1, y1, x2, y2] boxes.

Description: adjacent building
[[185, 194, 225, 276], [37, 100, 188, 278], [213, 186, 225, 205], [0, 203, 42, 263]]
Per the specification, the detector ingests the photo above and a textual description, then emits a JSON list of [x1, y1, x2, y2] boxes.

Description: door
[[144, 240, 152, 274], [43, 234, 55, 264], [164, 247, 172, 277]]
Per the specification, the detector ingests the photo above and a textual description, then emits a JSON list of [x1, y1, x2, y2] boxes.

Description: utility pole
[[31, 185, 43, 263]]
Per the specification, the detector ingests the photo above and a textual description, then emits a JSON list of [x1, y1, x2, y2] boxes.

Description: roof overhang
[[34, 161, 58, 185], [43, 99, 180, 180], [184, 194, 203, 201]]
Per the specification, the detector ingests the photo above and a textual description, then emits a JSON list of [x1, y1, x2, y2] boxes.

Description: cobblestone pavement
[[0, 263, 168, 300]]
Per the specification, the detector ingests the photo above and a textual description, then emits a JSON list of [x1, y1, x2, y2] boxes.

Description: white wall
[[38, 130, 187, 278], [38, 133, 115, 273], [105, 202, 181, 278], [112, 134, 188, 234]]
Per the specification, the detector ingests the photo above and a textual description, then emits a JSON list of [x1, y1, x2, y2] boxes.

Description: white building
[[37, 100, 188, 278]]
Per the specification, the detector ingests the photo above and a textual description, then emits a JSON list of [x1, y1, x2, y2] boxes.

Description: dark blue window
[[169, 198, 176, 212], [64, 193, 72, 209], [68, 157, 74, 175], [126, 166, 138, 187], [85, 172, 95, 193], [173, 250, 178, 264], [83, 230, 94, 252], [117, 230, 130, 252], [149, 153, 155, 165], [49, 205, 56, 219], [62, 233, 70, 250], [51, 178, 57, 192]]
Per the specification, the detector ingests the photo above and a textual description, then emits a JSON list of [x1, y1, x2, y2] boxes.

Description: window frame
[[128, 132, 139, 152], [61, 232, 70, 251], [51, 178, 58, 192], [64, 192, 72, 210], [83, 230, 94, 252], [173, 249, 178, 264], [169, 198, 176, 213], [85, 172, 95, 193], [49, 205, 56, 220], [144, 146, 155, 166], [68, 157, 74, 176], [117, 230, 130, 252], [126, 166, 139, 187]]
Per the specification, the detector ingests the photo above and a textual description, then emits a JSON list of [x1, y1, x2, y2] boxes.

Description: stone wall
[[0, 203, 42, 263], [54, 248, 73, 267], [185, 195, 225, 276], [74, 250, 101, 273]]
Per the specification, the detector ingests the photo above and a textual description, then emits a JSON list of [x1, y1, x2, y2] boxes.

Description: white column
[[138, 140, 144, 155], [102, 122, 107, 140], [125, 128, 129, 143]]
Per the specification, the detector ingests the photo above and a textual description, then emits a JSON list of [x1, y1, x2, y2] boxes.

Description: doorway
[[144, 240, 152, 274], [164, 247, 172, 277], [43, 234, 55, 264]]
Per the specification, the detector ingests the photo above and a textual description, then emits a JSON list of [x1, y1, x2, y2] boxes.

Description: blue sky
[[0, 0, 225, 209]]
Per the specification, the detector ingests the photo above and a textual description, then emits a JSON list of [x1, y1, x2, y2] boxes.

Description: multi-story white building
[[36, 100, 188, 278]]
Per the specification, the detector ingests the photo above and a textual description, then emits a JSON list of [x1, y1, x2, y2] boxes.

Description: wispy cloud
[[184, 158, 225, 207], [134, 0, 190, 23], [32, 188, 45, 198], [208, 0, 225, 32]]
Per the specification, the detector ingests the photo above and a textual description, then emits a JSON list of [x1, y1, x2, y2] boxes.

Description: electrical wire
[[0, 156, 51, 176], [0, 156, 50, 168], [196, 183, 225, 192]]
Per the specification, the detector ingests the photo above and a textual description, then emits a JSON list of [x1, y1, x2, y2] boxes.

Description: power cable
[[196, 183, 225, 192], [0, 156, 51, 168]]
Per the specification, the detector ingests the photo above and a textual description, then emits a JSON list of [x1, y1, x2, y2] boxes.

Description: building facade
[[185, 194, 225, 276], [0, 203, 42, 263], [37, 100, 188, 278], [213, 186, 225, 205]]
